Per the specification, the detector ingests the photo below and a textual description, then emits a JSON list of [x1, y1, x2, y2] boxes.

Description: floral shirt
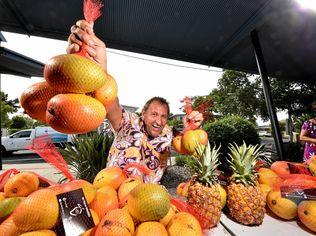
[[301, 120, 316, 161], [107, 110, 173, 183]]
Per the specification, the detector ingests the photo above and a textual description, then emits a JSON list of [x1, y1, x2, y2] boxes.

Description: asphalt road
[[0, 137, 286, 165], [1, 151, 44, 164]]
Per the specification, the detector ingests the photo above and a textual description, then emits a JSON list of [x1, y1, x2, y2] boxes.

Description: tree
[[9, 116, 28, 129], [0, 92, 19, 128], [255, 78, 316, 121], [210, 70, 260, 123], [256, 78, 316, 141], [210, 70, 315, 127], [191, 95, 215, 122]]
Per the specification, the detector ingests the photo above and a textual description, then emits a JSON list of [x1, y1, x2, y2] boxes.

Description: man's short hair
[[142, 97, 170, 115]]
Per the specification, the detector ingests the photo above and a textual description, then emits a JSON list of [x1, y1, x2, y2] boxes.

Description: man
[[67, 20, 203, 182]]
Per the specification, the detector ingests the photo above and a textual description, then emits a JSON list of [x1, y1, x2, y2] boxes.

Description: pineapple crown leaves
[[186, 141, 221, 186], [58, 132, 114, 183], [227, 141, 264, 186]]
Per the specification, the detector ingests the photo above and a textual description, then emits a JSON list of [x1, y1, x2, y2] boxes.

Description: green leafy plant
[[174, 153, 195, 167], [203, 115, 260, 173], [58, 132, 114, 183]]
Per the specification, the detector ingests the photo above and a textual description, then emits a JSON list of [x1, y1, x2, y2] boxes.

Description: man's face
[[142, 101, 168, 138]]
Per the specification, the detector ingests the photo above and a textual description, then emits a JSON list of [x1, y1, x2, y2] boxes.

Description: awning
[[0, 0, 315, 84], [0, 46, 44, 78]]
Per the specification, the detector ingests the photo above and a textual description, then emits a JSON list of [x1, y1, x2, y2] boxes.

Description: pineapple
[[227, 142, 266, 225], [186, 142, 222, 229]]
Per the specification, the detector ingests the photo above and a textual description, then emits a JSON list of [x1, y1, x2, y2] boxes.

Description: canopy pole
[[250, 29, 284, 160], [0, 38, 2, 170]]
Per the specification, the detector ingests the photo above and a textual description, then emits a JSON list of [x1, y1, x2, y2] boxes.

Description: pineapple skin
[[227, 183, 266, 225], [187, 181, 222, 228]]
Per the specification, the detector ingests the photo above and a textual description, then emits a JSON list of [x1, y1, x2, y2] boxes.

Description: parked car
[[1, 126, 73, 156]]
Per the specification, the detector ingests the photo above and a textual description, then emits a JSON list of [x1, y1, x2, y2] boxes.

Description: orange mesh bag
[[95, 208, 135, 235], [122, 163, 205, 231], [27, 135, 97, 234], [27, 134, 75, 181], [0, 169, 20, 192], [170, 196, 208, 231], [181, 96, 195, 132], [279, 175, 316, 204], [43, 0, 107, 134], [28, 135, 96, 205], [173, 97, 208, 157], [270, 161, 312, 180]]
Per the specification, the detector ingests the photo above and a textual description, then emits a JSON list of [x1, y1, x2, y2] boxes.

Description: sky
[[1, 31, 223, 116]]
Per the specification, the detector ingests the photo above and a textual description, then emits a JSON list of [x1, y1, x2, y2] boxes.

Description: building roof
[[0, 31, 44, 77], [0, 46, 44, 77], [0, 0, 315, 84]]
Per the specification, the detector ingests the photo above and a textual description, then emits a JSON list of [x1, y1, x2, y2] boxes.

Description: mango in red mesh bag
[[135, 221, 168, 236], [13, 189, 59, 231], [95, 208, 134, 236], [167, 212, 202, 236], [127, 183, 170, 222]]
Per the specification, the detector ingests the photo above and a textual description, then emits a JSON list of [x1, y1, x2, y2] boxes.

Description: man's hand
[[183, 110, 204, 130], [67, 20, 107, 72]]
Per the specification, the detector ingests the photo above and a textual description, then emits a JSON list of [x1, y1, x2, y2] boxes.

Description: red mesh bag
[[181, 96, 199, 132], [270, 161, 312, 180], [122, 163, 208, 229], [279, 175, 316, 204], [27, 134, 75, 181], [76, 0, 104, 57], [0, 169, 20, 191]]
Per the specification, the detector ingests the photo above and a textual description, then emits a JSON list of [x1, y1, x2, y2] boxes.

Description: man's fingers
[[76, 20, 94, 34], [71, 26, 95, 46], [66, 43, 80, 54], [67, 33, 82, 46]]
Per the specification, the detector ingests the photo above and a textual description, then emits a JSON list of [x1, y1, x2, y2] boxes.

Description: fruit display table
[[217, 211, 315, 236], [204, 223, 232, 236]]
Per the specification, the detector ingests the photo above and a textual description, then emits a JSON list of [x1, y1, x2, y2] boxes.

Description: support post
[[250, 29, 284, 160]]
